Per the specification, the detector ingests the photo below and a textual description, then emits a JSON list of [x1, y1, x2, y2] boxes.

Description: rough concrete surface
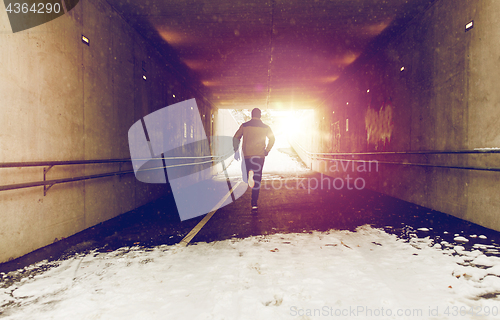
[[0, 0, 214, 263]]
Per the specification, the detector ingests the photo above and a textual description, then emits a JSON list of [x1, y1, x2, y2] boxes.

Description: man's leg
[[241, 158, 250, 183], [244, 157, 257, 188], [250, 157, 265, 207], [242, 157, 249, 184]]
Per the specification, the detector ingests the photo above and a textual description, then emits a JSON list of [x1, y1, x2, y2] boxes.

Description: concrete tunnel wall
[[0, 0, 215, 263], [291, 0, 500, 232]]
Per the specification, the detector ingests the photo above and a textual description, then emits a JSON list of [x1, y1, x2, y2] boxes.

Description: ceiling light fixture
[[465, 21, 473, 32], [81, 35, 89, 45]]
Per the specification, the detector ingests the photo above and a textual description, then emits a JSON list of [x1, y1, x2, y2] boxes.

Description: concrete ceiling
[[106, 0, 434, 110]]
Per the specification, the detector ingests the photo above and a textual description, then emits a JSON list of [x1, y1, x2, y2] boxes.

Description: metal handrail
[[0, 170, 135, 192], [312, 156, 500, 173], [0, 158, 131, 168], [292, 141, 500, 156], [0, 154, 228, 168], [291, 141, 500, 173], [0, 152, 234, 193]]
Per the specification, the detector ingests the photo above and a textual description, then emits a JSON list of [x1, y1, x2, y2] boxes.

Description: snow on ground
[[1, 225, 500, 319], [2, 137, 500, 319]]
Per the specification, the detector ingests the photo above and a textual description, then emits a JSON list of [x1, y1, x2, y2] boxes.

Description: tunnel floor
[[1, 143, 500, 318]]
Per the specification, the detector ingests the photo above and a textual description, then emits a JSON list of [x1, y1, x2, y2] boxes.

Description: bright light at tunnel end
[[268, 109, 314, 138]]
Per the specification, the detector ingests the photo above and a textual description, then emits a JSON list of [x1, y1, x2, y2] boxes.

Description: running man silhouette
[[233, 108, 275, 211]]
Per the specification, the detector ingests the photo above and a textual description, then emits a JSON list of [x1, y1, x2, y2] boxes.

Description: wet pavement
[[194, 172, 500, 254]]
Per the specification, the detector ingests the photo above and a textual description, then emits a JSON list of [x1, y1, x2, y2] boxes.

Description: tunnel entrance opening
[[222, 109, 315, 177]]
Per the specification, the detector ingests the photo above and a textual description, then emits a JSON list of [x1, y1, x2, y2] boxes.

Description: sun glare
[[267, 110, 315, 139], [228, 109, 314, 140]]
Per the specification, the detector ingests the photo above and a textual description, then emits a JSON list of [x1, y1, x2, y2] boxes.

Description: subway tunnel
[[1, 0, 500, 318]]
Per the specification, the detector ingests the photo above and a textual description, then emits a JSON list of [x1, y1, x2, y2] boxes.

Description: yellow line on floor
[[178, 181, 242, 247]]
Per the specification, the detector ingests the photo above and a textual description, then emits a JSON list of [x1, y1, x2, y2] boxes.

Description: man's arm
[[233, 125, 244, 152], [265, 126, 275, 154]]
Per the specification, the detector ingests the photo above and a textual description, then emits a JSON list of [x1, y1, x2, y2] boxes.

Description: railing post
[[43, 165, 54, 196]]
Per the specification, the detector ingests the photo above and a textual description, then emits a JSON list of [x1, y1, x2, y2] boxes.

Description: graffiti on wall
[[364, 103, 394, 149], [330, 121, 341, 152]]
